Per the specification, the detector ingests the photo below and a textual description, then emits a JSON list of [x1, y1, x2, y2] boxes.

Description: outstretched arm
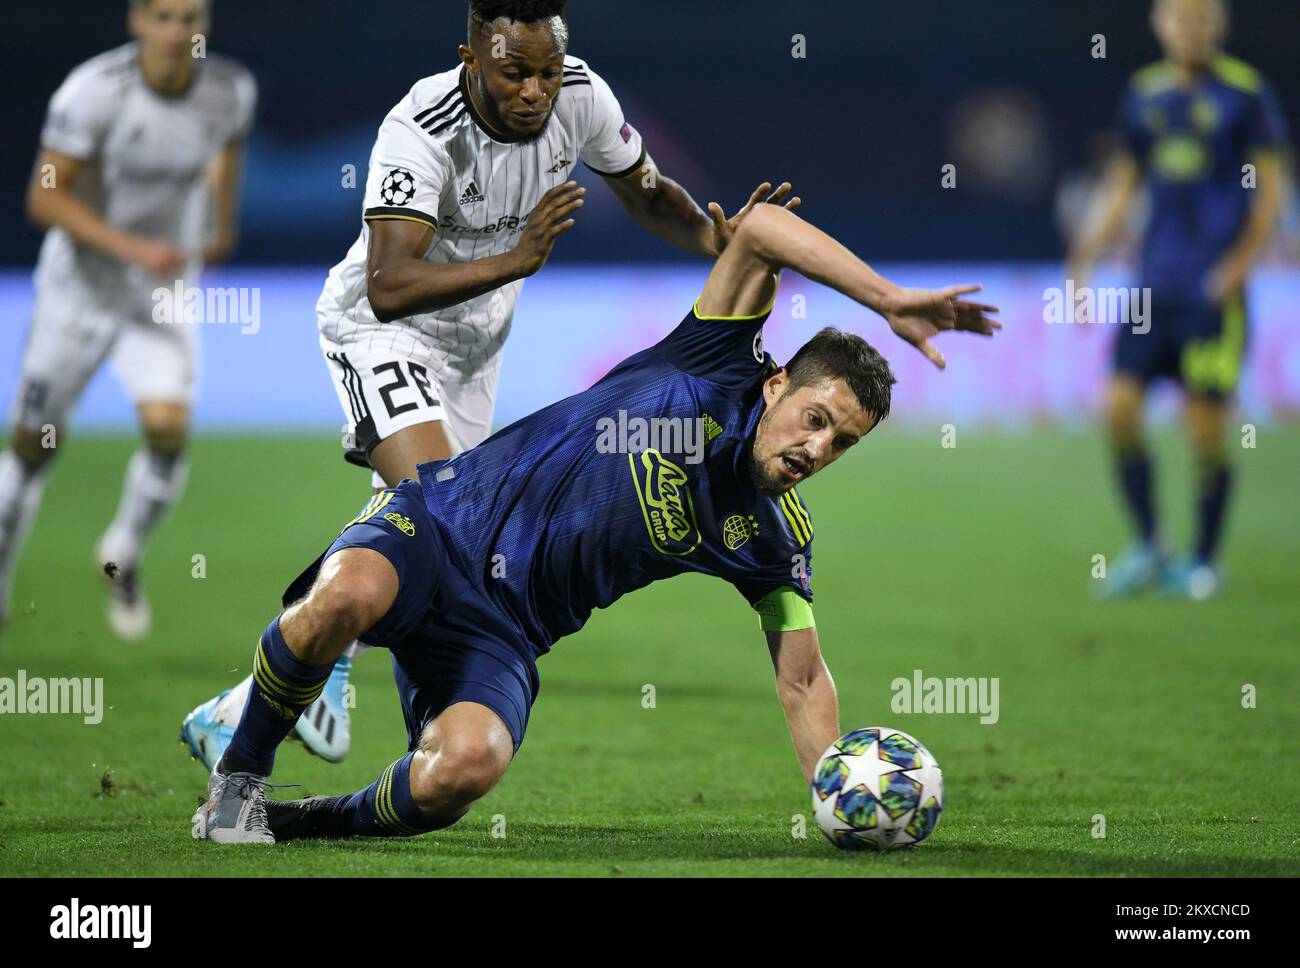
[[767, 627, 839, 782], [602, 156, 801, 258], [698, 202, 1001, 369]]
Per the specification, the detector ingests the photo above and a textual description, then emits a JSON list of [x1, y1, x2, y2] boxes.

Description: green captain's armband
[[755, 587, 815, 632]]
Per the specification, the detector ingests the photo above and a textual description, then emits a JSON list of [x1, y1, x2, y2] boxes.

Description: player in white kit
[[0, 0, 255, 639], [181, 0, 801, 769]]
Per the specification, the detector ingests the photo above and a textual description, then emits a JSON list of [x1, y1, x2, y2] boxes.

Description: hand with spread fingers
[[706, 181, 802, 255], [880, 284, 1002, 370], [512, 180, 588, 277]]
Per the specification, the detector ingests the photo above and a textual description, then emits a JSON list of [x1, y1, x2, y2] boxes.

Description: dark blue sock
[[1195, 459, 1232, 563], [325, 753, 456, 837], [223, 616, 332, 776], [1117, 449, 1156, 543]]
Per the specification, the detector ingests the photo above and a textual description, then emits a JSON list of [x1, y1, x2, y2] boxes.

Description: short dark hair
[[469, 0, 567, 38], [784, 328, 897, 423]]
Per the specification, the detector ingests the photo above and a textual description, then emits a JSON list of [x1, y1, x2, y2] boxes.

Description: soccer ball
[[381, 168, 417, 207], [811, 726, 943, 851]]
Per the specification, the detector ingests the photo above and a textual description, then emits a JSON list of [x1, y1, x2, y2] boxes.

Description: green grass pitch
[[0, 428, 1296, 877]]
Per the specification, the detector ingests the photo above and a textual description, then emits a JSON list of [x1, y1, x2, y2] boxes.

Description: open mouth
[[781, 455, 810, 479]]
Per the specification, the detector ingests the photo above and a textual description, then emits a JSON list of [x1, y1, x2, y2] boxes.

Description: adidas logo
[[702, 413, 724, 444], [459, 180, 485, 206]]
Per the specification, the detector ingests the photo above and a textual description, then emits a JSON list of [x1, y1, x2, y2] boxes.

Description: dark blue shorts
[[1113, 294, 1248, 398], [281, 481, 539, 752]]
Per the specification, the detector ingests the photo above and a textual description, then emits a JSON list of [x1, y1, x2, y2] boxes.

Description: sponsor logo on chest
[[628, 449, 701, 557]]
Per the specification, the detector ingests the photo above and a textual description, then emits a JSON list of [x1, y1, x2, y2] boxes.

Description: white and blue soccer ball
[[811, 726, 943, 851]]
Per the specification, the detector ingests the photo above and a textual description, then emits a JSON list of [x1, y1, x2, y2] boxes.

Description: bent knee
[[1106, 382, 1144, 446], [11, 427, 56, 469], [1185, 398, 1228, 459], [143, 429, 188, 456], [413, 741, 511, 810], [306, 580, 383, 641], [139, 402, 190, 450], [306, 550, 398, 636], [438, 742, 510, 802]]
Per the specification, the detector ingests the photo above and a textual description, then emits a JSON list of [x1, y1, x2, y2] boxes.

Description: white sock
[[0, 450, 51, 615], [211, 641, 364, 728], [98, 448, 189, 570], [214, 674, 254, 727]]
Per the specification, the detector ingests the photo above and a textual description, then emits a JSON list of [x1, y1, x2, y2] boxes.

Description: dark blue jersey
[[1119, 56, 1289, 299], [416, 302, 814, 656]]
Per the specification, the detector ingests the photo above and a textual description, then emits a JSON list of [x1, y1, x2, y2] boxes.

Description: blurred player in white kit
[[0, 0, 255, 638]]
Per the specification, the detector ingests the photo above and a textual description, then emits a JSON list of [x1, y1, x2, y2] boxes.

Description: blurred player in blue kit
[[1069, 0, 1290, 599]]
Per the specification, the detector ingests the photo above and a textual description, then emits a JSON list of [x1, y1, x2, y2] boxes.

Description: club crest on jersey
[[629, 449, 701, 557], [547, 151, 572, 174], [383, 512, 416, 536], [722, 513, 759, 551], [1190, 95, 1221, 133], [459, 180, 485, 206], [381, 168, 417, 206]]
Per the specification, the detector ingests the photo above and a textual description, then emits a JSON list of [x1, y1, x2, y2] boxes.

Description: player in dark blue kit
[[1069, 0, 1289, 600], [192, 201, 999, 844]]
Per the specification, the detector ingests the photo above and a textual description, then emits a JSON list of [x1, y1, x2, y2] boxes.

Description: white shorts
[[320, 339, 499, 489], [9, 286, 197, 431]]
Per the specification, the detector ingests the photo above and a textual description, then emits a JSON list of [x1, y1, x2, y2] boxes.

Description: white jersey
[[35, 43, 257, 316], [317, 55, 645, 383]]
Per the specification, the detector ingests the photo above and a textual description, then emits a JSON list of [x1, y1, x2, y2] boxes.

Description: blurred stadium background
[[1, 0, 1297, 431]]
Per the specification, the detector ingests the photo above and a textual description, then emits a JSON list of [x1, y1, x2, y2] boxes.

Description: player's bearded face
[[468, 18, 568, 144], [749, 377, 875, 496]]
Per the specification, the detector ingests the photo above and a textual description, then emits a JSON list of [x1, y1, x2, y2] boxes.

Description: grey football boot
[[193, 768, 275, 844]]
